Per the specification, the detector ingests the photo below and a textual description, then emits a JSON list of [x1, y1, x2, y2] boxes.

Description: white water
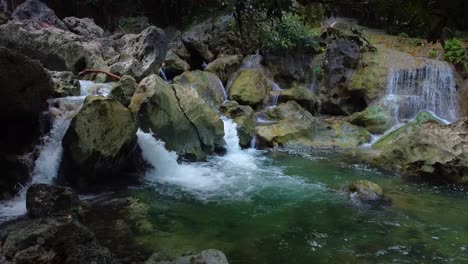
[[0, 81, 113, 221], [159, 68, 168, 82], [383, 59, 459, 124], [138, 117, 310, 200], [270, 82, 282, 107]]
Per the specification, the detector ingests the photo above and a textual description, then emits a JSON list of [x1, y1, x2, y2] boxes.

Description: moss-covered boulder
[[205, 54, 243, 83], [61, 96, 139, 189], [228, 69, 269, 107], [278, 85, 319, 114], [220, 100, 255, 148], [373, 111, 443, 150], [348, 106, 392, 134], [162, 50, 190, 79], [49, 71, 81, 97], [312, 118, 373, 148], [109, 75, 137, 107], [173, 70, 226, 111], [347, 180, 387, 203]]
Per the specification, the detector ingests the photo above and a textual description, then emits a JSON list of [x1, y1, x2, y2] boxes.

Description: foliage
[[429, 49, 438, 58], [443, 38, 467, 64], [259, 14, 320, 52]]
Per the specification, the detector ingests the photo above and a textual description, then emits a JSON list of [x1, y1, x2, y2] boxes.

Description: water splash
[[383, 59, 459, 124]]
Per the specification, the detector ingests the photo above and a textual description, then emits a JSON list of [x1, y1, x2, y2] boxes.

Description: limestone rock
[[220, 100, 255, 148], [63, 17, 105, 39], [49, 71, 81, 97], [348, 106, 392, 134], [109, 75, 137, 107], [347, 180, 388, 203], [110, 26, 168, 80], [278, 85, 319, 114], [162, 50, 190, 79], [312, 118, 372, 148], [11, 0, 67, 30], [229, 69, 269, 107], [205, 54, 243, 83], [26, 184, 81, 218]]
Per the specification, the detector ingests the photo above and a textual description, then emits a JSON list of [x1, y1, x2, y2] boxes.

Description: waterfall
[[270, 82, 282, 107], [0, 81, 112, 221], [159, 68, 168, 82], [217, 79, 228, 101], [383, 59, 459, 124]]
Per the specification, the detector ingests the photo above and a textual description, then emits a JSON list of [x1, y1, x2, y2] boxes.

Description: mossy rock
[[205, 54, 243, 83], [278, 85, 319, 114], [229, 69, 269, 107], [347, 180, 386, 202], [348, 106, 392, 134], [312, 118, 373, 148], [109, 75, 137, 107]]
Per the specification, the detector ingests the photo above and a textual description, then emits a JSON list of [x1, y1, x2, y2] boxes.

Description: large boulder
[[61, 97, 139, 189], [135, 75, 210, 161], [376, 118, 468, 184], [26, 184, 81, 218], [162, 50, 190, 79], [63, 17, 105, 39], [0, 47, 53, 199], [228, 69, 269, 107], [49, 70, 81, 97], [173, 70, 226, 111], [0, 21, 110, 75], [220, 101, 255, 148], [320, 38, 365, 115], [348, 106, 392, 134], [109, 75, 137, 107], [11, 0, 67, 30], [109, 26, 168, 80], [346, 180, 389, 204], [205, 54, 243, 83], [312, 118, 372, 148], [278, 85, 319, 114]]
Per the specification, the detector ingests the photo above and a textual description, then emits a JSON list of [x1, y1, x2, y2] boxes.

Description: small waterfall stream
[[383, 59, 459, 124]]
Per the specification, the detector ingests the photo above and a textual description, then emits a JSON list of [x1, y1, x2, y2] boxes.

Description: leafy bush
[[444, 38, 467, 64], [260, 14, 320, 52]]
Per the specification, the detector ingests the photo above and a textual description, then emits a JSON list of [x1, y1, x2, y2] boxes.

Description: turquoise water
[[130, 149, 468, 264]]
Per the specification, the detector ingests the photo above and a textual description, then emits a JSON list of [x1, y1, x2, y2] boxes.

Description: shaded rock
[[61, 97, 139, 189], [13, 244, 48, 264], [109, 75, 137, 107], [162, 50, 190, 79], [278, 85, 319, 114], [0, 155, 29, 200], [347, 180, 388, 203], [173, 70, 226, 111], [205, 54, 243, 83], [348, 106, 392, 134], [26, 184, 80, 218], [220, 100, 255, 148], [49, 71, 81, 97], [167, 30, 191, 61], [376, 118, 468, 185], [11, 0, 67, 30], [146, 249, 229, 264], [265, 50, 316, 84], [118, 16, 150, 34], [321, 38, 365, 115], [229, 69, 269, 107], [109, 26, 168, 80], [0, 21, 110, 75], [136, 75, 206, 161], [63, 17, 104, 39]]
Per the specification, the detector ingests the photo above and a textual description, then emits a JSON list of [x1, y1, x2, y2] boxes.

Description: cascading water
[[269, 82, 282, 107], [383, 59, 459, 124], [0, 81, 112, 221], [217, 79, 228, 101], [159, 68, 168, 82]]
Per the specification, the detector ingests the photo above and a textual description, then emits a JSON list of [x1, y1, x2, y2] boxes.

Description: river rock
[[205, 54, 243, 83], [49, 70, 81, 97], [26, 184, 81, 218], [278, 85, 319, 114], [347, 180, 388, 203], [320, 38, 365, 115], [11, 0, 67, 30], [312, 118, 372, 148], [109, 75, 137, 107], [63, 17, 105, 39], [229, 69, 269, 107], [136, 75, 207, 161], [109, 26, 168, 80], [348, 106, 392, 134], [220, 100, 255, 148], [173, 70, 226, 111], [162, 50, 190, 79], [145, 249, 229, 264], [61, 96, 139, 188], [377, 118, 468, 184]]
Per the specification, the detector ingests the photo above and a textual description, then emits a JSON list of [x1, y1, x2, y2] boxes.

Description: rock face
[[205, 54, 243, 83], [137, 75, 224, 161], [162, 50, 190, 79], [63, 17, 105, 39], [265, 50, 316, 84], [347, 180, 388, 203], [0, 47, 53, 198], [221, 100, 255, 148], [278, 85, 319, 114], [321, 38, 365, 115], [173, 70, 226, 111], [110, 26, 168, 80], [229, 69, 270, 107], [26, 184, 81, 218], [376, 118, 468, 184], [49, 70, 81, 97], [11, 0, 67, 30], [313, 118, 372, 148], [348, 106, 392, 134], [109, 75, 137, 107], [61, 97, 139, 188]]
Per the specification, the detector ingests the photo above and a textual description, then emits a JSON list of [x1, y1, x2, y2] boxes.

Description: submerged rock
[[63, 17, 105, 39], [49, 70, 81, 97], [205, 54, 243, 83], [347, 180, 389, 203], [348, 106, 392, 134], [162, 50, 190, 79], [173, 70, 226, 111], [229, 69, 269, 107], [26, 184, 81, 218], [11, 0, 67, 30], [109, 26, 168, 80], [61, 96, 139, 189]]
